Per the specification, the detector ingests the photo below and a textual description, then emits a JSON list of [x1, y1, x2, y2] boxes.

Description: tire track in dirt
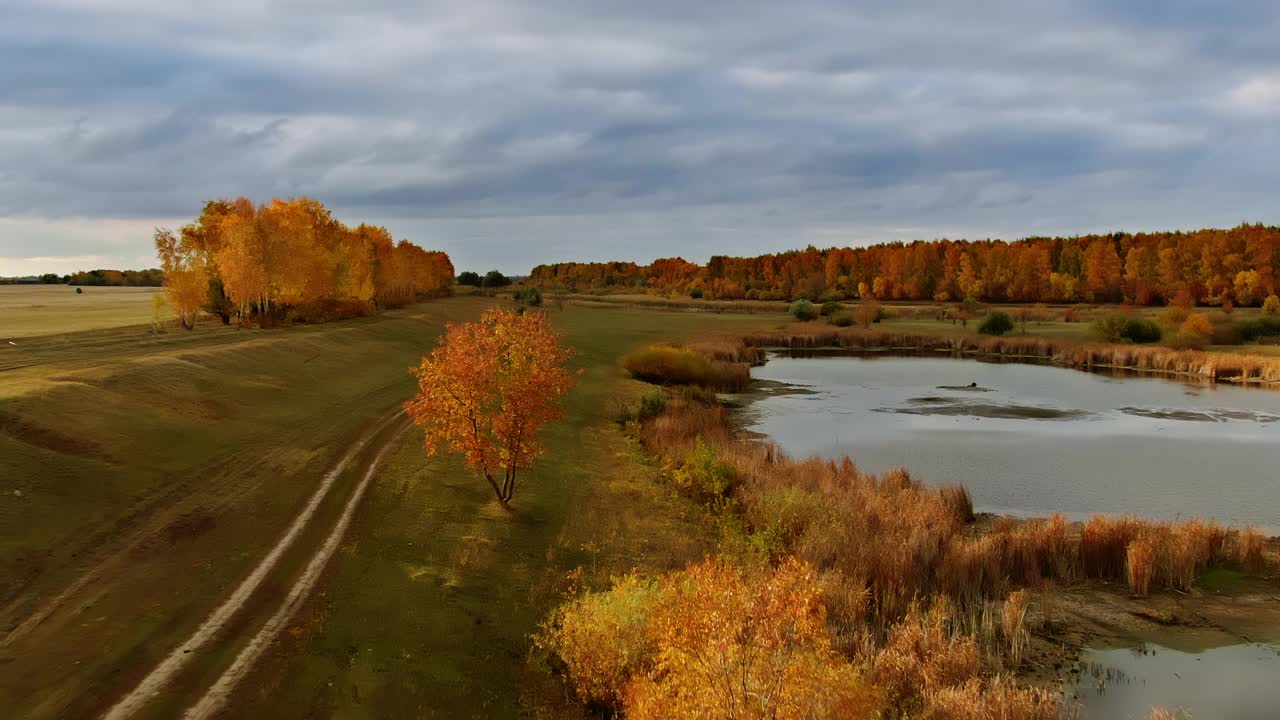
[[182, 421, 408, 720], [0, 379, 408, 648], [100, 410, 405, 720]]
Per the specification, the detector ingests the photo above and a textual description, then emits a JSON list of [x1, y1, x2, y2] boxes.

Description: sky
[[2, 1, 1280, 276]]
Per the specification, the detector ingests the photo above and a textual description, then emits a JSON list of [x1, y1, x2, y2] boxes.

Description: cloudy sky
[[2, 1, 1279, 275]]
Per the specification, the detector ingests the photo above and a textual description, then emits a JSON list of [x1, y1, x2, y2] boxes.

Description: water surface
[[1065, 643, 1280, 719], [742, 354, 1280, 531]]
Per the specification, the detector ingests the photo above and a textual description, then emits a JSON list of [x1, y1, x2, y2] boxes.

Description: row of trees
[[156, 197, 453, 328], [529, 224, 1280, 307], [18, 269, 166, 286]]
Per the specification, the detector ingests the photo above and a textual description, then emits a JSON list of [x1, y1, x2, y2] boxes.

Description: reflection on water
[[1065, 643, 1280, 719], [741, 354, 1280, 531]]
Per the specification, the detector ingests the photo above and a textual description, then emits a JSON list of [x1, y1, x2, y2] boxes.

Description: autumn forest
[[531, 224, 1280, 307]]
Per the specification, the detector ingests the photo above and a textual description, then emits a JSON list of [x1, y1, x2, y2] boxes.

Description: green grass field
[[5, 288, 1275, 718], [0, 285, 169, 338], [0, 294, 773, 718]]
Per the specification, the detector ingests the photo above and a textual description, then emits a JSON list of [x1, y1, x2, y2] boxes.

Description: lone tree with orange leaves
[[406, 309, 575, 505]]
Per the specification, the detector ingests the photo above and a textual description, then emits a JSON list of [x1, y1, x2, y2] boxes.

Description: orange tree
[[406, 308, 575, 505]]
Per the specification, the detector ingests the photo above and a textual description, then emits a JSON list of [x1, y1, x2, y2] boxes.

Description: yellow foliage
[[1179, 312, 1214, 339]]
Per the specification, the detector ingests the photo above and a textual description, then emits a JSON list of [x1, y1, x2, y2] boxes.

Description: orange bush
[[1232, 527, 1267, 574], [1001, 590, 1030, 668], [1080, 516, 1143, 578], [627, 558, 877, 720], [1126, 537, 1155, 596], [1179, 313, 1214, 340]]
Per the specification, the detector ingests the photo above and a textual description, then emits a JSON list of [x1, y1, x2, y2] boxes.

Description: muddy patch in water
[[878, 401, 1091, 420]]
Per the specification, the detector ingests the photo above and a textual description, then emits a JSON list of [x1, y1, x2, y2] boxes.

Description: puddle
[[1064, 642, 1280, 719]]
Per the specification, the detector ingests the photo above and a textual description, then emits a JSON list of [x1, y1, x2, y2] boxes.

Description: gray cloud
[[2, 0, 1279, 274]]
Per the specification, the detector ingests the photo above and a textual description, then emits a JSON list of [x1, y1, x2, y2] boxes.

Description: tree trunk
[[483, 472, 507, 505]]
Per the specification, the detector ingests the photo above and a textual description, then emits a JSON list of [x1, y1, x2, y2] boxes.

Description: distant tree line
[[529, 224, 1280, 307], [68, 268, 166, 286], [156, 197, 454, 329], [0, 269, 165, 286], [456, 270, 513, 288]]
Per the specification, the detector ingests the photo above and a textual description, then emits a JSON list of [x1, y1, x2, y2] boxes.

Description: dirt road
[[101, 411, 407, 720]]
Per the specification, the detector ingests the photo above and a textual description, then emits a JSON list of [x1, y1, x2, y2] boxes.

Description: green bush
[[689, 287, 704, 299], [819, 301, 843, 317], [978, 311, 1014, 336], [790, 299, 818, 321], [1124, 318, 1162, 343], [1091, 314, 1128, 342], [1237, 316, 1280, 343], [829, 311, 854, 327], [1091, 314, 1162, 343], [672, 437, 735, 501]]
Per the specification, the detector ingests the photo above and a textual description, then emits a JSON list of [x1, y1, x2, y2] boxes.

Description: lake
[[740, 353, 1280, 532]]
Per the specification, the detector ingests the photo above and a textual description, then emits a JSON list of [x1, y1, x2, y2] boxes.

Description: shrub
[[536, 573, 661, 708], [1123, 318, 1162, 343], [868, 602, 981, 711], [671, 436, 735, 500], [617, 392, 667, 425], [621, 560, 875, 720], [1264, 294, 1280, 316], [621, 345, 750, 391], [829, 311, 855, 327], [1091, 313, 1129, 342], [1232, 527, 1267, 573], [1092, 314, 1162, 343], [689, 287, 703, 299], [978, 311, 1014, 336], [1001, 590, 1030, 668], [1179, 313, 1214, 341], [1158, 304, 1190, 328], [1126, 537, 1155, 596], [939, 485, 974, 524], [1237, 316, 1280, 343], [820, 301, 844, 316], [791, 299, 818, 321]]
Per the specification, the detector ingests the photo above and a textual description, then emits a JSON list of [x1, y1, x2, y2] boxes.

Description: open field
[[4, 293, 1278, 718], [0, 296, 487, 718], [0, 285, 169, 338], [0, 295, 773, 718]]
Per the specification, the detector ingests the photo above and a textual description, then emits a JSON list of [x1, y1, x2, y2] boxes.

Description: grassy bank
[[0, 296, 495, 718], [178, 305, 775, 717]]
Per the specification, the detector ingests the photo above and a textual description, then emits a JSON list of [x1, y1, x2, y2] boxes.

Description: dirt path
[[100, 410, 405, 720], [183, 422, 408, 720]]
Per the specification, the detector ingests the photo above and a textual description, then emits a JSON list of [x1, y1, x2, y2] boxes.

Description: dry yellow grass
[[0, 285, 168, 337]]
